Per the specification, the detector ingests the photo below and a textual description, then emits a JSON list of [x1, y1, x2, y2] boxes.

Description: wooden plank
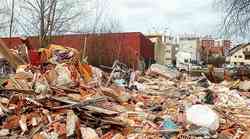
[[0, 39, 26, 69], [83, 105, 119, 115]]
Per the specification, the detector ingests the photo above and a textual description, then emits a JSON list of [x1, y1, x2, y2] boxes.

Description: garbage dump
[[1, 44, 250, 139]]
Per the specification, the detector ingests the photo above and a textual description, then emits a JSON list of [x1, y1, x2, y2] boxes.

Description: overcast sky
[[0, 0, 227, 39], [110, 0, 223, 36]]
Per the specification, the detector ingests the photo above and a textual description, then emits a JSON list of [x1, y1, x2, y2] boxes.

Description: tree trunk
[[40, 0, 46, 48], [9, 0, 15, 39]]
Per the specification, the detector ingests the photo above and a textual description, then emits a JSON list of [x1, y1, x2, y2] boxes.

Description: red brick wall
[[140, 34, 154, 60], [201, 40, 215, 49], [201, 39, 231, 56], [0, 37, 23, 49], [0, 32, 154, 69]]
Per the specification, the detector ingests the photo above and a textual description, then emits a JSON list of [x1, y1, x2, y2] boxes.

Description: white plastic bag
[[239, 80, 250, 91], [33, 73, 50, 94], [54, 64, 72, 87], [80, 127, 99, 139], [34, 81, 50, 94], [186, 105, 219, 130]]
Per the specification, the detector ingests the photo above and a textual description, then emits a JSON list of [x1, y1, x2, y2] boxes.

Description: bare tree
[[0, 0, 12, 36], [9, 0, 15, 38], [78, 0, 123, 62], [83, 0, 122, 33], [101, 18, 124, 62], [98, 18, 123, 33], [0, 8, 5, 31], [80, 17, 123, 65], [17, 0, 90, 47], [219, 0, 250, 38]]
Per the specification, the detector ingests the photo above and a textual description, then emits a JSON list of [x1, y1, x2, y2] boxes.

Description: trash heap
[[0, 45, 250, 139]]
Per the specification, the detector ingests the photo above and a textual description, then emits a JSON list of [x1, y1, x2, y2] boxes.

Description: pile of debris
[[0, 44, 250, 139]]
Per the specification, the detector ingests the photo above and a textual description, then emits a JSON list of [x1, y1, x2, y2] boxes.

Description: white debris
[[186, 105, 219, 130]]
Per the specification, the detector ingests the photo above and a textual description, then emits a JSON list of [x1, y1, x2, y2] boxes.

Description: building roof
[[228, 43, 250, 56]]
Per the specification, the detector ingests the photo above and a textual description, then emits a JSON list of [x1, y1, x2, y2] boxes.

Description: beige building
[[227, 43, 250, 65], [178, 37, 201, 64], [147, 34, 177, 65]]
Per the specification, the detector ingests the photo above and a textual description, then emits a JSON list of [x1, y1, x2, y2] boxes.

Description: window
[[239, 55, 242, 58], [235, 56, 237, 58], [234, 62, 237, 65], [246, 55, 250, 60], [184, 59, 189, 63], [246, 48, 248, 51], [240, 62, 244, 65]]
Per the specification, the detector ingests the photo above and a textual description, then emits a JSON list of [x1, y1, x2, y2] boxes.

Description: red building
[[200, 39, 231, 58], [1, 32, 155, 69]]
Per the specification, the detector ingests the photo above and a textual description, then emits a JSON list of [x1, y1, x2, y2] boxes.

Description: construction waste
[[0, 44, 250, 139]]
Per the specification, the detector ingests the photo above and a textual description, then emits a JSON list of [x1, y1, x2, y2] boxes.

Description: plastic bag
[[186, 105, 219, 130], [80, 127, 99, 139], [54, 64, 72, 87]]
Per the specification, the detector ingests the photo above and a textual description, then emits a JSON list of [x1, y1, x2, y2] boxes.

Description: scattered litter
[[80, 127, 100, 139], [186, 105, 219, 130], [0, 44, 249, 138], [0, 129, 9, 137]]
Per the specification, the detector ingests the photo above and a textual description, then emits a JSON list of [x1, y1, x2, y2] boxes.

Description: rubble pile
[[0, 45, 250, 139]]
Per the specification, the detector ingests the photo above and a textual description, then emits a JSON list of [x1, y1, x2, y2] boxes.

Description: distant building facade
[[200, 39, 231, 59], [227, 43, 250, 65], [177, 37, 201, 64], [200, 39, 231, 65], [147, 34, 178, 65]]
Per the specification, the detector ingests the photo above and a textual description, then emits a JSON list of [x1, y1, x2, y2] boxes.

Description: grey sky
[[110, 0, 223, 36], [0, 0, 226, 38]]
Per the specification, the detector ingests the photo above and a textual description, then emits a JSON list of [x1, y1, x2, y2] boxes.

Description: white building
[[227, 43, 250, 65], [177, 37, 201, 64], [147, 34, 178, 65], [175, 51, 192, 71]]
